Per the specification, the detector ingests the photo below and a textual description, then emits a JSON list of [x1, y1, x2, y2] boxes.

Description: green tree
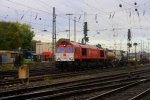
[[0, 21, 34, 50]]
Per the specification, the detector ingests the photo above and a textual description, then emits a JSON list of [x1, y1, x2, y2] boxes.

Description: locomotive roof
[[69, 41, 105, 50], [72, 42, 95, 47], [57, 38, 105, 50]]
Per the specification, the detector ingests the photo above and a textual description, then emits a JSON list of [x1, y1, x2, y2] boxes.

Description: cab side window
[[82, 48, 87, 56], [100, 50, 104, 57]]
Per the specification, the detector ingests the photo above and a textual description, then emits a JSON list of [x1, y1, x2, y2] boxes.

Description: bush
[[0, 64, 16, 71], [28, 61, 55, 68], [24, 59, 33, 64]]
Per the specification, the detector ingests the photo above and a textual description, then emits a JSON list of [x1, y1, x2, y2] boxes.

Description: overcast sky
[[1, 0, 150, 52]]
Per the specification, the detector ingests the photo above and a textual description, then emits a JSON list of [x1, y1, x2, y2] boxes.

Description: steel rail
[[129, 87, 150, 100], [0, 73, 128, 98], [87, 78, 150, 100]]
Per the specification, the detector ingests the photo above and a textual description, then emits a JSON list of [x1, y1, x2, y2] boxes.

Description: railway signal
[[134, 43, 138, 70], [82, 22, 89, 44], [127, 29, 132, 61]]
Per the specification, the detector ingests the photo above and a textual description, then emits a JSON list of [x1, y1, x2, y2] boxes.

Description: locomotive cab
[[55, 41, 74, 61]]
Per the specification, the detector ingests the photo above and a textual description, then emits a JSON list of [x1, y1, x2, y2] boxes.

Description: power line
[[2, 0, 150, 38], [0, 15, 51, 29], [6, 0, 52, 14]]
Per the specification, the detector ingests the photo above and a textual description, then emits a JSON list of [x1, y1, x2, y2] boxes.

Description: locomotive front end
[[55, 39, 74, 61], [55, 46, 74, 61]]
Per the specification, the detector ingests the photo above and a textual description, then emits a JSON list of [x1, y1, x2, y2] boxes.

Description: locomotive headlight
[[57, 58, 61, 61], [69, 58, 73, 61]]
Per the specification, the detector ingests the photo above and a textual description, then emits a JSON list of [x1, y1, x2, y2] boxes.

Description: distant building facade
[[36, 42, 52, 54], [0, 50, 19, 64]]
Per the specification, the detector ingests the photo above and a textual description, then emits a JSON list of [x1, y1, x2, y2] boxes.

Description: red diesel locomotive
[[55, 38, 125, 70]]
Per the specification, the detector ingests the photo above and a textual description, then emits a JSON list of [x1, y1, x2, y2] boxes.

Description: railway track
[[0, 63, 142, 80], [0, 65, 122, 79], [0, 64, 149, 88], [0, 66, 54, 79], [0, 72, 128, 97], [0, 69, 150, 100], [1, 63, 148, 81], [0, 66, 127, 87], [87, 78, 150, 100], [0, 68, 94, 86], [129, 87, 150, 100]]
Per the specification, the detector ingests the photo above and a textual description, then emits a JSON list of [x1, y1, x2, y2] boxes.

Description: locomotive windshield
[[66, 47, 73, 53], [57, 47, 64, 53]]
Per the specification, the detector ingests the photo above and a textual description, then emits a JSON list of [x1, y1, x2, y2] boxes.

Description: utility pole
[[120, 40, 122, 50], [66, 14, 73, 41], [52, 7, 56, 61], [143, 41, 144, 53], [141, 40, 142, 56], [148, 39, 150, 63], [54, 8, 56, 60], [134, 43, 137, 69], [74, 17, 76, 42]]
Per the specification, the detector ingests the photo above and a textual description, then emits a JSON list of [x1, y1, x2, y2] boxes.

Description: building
[[36, 42, 52, 54], [34, 42, 52, 62], [0, 50, 19, 64]]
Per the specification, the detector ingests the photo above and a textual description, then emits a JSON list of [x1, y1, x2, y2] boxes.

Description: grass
[[0, 60, 55, 71], [0, 63, 16, 71]]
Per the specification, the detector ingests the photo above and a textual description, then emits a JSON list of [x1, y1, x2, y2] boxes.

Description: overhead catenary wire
[[1, 0, 150, 44]]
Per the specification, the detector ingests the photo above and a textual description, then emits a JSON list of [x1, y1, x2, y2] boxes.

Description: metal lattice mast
[[74, 17, 76, 42], [66, 14, 73, 41], [52, 7, 56, 61]]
